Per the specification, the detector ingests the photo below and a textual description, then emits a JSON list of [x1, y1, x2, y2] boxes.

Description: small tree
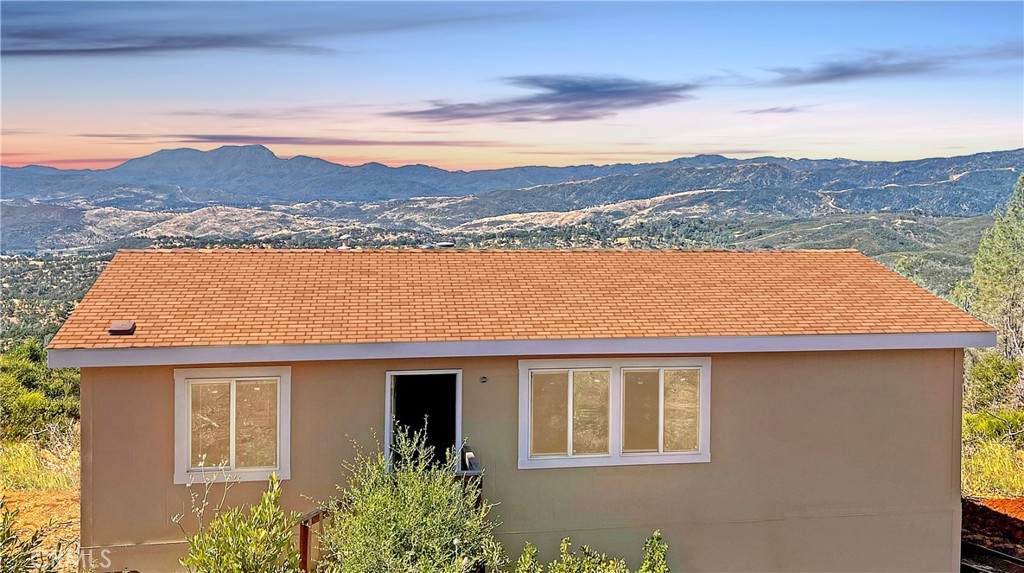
[[316, 426, 505, 572], [177, 474, 301, 573], [964, 353, 1024, 411]]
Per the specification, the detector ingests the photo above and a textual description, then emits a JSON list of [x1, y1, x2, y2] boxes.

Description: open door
[[387, 370, 461, 466]]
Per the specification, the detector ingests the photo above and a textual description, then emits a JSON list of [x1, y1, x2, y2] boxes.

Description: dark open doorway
[[390, 371, 459, 466]]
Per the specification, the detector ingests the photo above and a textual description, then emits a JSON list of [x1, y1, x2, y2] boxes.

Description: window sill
[[518, 451, 710, 470], [173, 467, 289, 485]]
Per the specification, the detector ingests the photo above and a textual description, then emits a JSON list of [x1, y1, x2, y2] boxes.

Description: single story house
[[49, 248, 995, 572]]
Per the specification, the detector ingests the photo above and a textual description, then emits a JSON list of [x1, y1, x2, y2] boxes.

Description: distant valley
[[2, 145, 1021, 252]]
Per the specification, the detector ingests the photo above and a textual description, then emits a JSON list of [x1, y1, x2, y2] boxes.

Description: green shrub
[[0, 340, 79, 442], [964, 352, 1023, 412], [515, 532, 669, 573], [316, 426, 504, 572], [1, 498, 72, 573], [963, 410, 1024, 444], [178, 474, 301, 573], [637, 531, 669, 573]]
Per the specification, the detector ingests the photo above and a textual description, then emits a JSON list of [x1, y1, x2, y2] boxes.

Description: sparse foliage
[[316, 426, 504, 573], [177, 474, 301, 573], [1, 499, 72, 573], [514, 532, 669, 573]]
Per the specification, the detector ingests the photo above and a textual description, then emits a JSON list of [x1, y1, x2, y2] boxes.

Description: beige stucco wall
[[80, 349, 964, 572]]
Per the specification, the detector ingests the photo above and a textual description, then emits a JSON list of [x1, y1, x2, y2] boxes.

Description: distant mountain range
[[2, 145, 1022, 251]]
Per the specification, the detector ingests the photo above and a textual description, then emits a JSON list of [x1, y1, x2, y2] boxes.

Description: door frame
[[384, 369, 463, 463]]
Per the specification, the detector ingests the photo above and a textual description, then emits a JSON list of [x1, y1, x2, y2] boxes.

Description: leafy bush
[[637, 532, 669, 573], [964, 352, 1023, 412], [316, 426, 504, 572], [1, 498, 72, 573], [963, 410, 1024, 444], [0, 340, 79, 442], [0, 424, 80, 491], [177, 474, 301, 573], [515, 532, 669, 573]]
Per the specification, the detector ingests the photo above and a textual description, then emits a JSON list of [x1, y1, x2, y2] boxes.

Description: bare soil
[[963, 496, 1024, 558], [1, 489, 80, 571]]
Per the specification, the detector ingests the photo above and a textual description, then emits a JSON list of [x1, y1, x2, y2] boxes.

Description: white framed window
[[518, 358, 710, 469], [174, 366, 291, 484]]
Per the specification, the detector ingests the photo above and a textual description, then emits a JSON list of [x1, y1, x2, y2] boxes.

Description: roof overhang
[[48, 331, 997, 368]]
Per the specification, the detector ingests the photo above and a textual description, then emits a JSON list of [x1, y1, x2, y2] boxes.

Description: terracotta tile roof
[[48, 248, 993, 350]]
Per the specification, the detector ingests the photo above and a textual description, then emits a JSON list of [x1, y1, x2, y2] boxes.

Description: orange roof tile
[[48, 248, 993, 350]]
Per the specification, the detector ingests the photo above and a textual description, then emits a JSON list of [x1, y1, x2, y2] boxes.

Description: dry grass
[[0, 424, 80, 491], [962, 438, 1024, 499]]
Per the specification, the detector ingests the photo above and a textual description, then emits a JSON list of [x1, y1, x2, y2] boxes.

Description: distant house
[[50, 248, 994, 572]]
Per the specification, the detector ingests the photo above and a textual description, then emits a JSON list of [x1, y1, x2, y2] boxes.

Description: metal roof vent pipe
[[338, 234, 353, 251]]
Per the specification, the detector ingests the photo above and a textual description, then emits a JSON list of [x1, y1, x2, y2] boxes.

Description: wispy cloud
[[77, 133, 508, 148], [740, 105, 813, 115], [769, 41, 1023, 86], [2, 31, 330, 57], [162, 106, 335, 121], [0, 3, 544, 58], [389, 75, 697, 123]]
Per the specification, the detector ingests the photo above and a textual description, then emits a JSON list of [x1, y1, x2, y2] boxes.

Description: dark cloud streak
[[389, 75, 697, 123], [1, 3, 548, 58], [770, 41, 1023, 86], [3, 32, 330, 57]]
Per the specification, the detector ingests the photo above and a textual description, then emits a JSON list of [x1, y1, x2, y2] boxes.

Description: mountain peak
[[208, 144, 278, 159]]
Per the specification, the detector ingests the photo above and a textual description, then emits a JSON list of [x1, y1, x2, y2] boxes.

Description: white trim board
[[50, 331, 996, 368]]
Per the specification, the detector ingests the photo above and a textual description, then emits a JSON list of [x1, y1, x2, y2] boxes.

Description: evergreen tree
[[956, 174, 1024, 406]]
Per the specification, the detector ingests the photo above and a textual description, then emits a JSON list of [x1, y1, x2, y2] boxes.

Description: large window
[[528, 369, 610, 457], [518, 358, 709, 469], [174, 367, 291, 483]]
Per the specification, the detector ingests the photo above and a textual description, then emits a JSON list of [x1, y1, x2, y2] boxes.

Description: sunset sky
[[2, 1, 1022, 170]]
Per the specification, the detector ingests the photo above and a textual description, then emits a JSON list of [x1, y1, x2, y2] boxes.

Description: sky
[[1, 1, 1022, 170]]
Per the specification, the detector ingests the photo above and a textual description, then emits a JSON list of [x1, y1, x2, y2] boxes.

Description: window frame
[[527, 368, 613, 459], [518, 357, 710, 469], [174, 366, 291, 484]]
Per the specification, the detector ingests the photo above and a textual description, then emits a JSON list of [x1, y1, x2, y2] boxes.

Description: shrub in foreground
[[316, 427, 504, 572], [515, 531, 669, 573], [177, 474, 301, 573]]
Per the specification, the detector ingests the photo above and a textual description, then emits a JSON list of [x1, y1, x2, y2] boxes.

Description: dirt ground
[[982, 497, 1024, 521], [1, 489, 81, 571], [963, 496, 1024, 558]]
